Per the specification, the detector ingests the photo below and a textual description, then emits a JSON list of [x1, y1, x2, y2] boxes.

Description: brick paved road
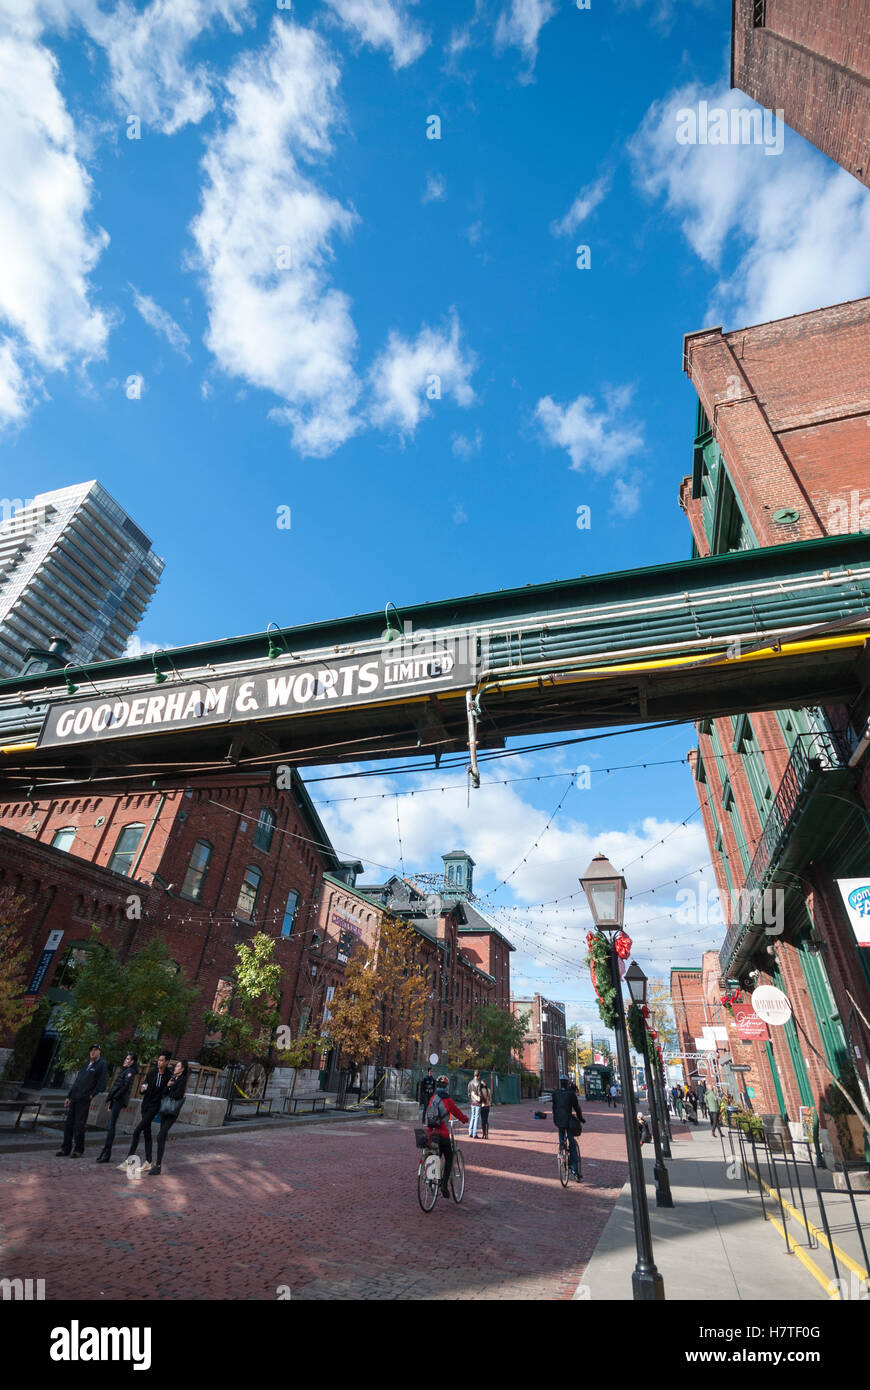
[[0, 1101, 629, 1300]]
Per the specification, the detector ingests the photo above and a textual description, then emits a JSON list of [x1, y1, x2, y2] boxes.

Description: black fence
[[720, 1113, 869, 1295]]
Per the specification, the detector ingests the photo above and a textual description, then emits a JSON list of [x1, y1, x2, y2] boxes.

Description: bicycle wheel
[[417, 1159, 439, 1212], [558, 1145, 570, 1188], [450, 1148, 465, 1203]]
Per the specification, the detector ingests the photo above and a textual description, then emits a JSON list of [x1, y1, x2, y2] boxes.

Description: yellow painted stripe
[[745, 1162, 869, 1282], [767, 1214, 841, 1298], [0, 740, 38, 754]]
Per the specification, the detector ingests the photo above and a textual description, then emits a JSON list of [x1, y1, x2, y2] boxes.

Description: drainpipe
[[847, 718, 870, 768], [466, 690, 480, 789]]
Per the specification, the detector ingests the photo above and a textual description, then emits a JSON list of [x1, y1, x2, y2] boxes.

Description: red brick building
[[679, 297, 870, 1154], [510, 993, 567, 1090], [732, 0, 870, 187], [0, 769, 342, 1078]]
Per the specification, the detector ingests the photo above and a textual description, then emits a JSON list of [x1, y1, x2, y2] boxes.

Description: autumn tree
[[374, 914, 427, 1070], [647, 978, 679, 1054], [201, 931, 281, 1063], [324, 941, 381, 1067], [0, 888, 32, 1038]]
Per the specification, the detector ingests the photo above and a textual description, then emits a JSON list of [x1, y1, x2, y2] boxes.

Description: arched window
[[181, 840, 212, 901], [281, 890, 299, 938], [51, 827, 76, 853], [253, 808, 276, 852], [235, 866, 262, 921], [108, 824, 145, 876]]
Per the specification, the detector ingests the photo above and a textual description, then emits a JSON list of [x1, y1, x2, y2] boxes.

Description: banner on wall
[[835, 879, 870, 947]]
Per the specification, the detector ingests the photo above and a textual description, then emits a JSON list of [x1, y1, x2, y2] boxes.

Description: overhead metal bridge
[[1, 533, 868, 792]]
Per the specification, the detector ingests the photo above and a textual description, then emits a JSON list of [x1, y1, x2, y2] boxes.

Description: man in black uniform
[[56, 1044, 108, 1157], [552, 1076, 585, 1181], [95, 1053, 138, 1163], [419, 1067, 436, 1124], [126, 1051, 171, 1167]]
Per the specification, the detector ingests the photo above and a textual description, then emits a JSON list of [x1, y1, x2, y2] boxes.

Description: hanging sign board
[[733, 1003, 770, 1041], [749, 985, 792, 1026], [835, 879, 870, 948]]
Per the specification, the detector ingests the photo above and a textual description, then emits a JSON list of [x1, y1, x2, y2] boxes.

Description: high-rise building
[[0, 481, 164, 679], [731, 0, 870, 187], [678, 298, 870, 1156]]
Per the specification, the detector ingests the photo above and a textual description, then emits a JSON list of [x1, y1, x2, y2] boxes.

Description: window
[[107, 823, 145, 876], [181, 840, 212, 901], [732, 715, 773, 824], [51, 827, 76, 853], [235, 866, 262, 921], [281, 890, 299, 938], [253, 808, 276, 852], [323, 985, 335, 1023], [752, 0, 766, 27]]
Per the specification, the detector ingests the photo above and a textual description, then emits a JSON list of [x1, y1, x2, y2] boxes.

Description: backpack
[[426, 1094, 448, 1129]]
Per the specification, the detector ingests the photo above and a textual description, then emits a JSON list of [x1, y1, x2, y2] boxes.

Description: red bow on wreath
[[614, 931, 632, 959], [641, 1003, 650, 1019]]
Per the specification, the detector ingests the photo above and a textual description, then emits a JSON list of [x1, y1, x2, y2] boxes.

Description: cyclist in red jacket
[[426, 1077, 468, 1197]]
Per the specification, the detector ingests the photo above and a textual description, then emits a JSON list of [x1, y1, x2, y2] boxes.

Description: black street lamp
[[625, 962, 674, 1209], [581, 855, 665, 1301]]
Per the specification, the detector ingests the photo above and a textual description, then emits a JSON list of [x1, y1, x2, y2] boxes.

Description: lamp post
[[581, 855, 665, 1300], [625, 963, 674, 1209]]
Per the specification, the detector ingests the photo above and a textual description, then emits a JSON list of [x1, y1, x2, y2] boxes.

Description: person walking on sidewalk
[[419, 1067, 436, 1124], [609, 1083, 618, 1108], [56, 1044, 108, 1158], [697, 1086, 708, 1120], [672, 1087, 684, 1120], [467, 1070, 483, 1137], [479, 1077, 491, 1139], [706, 1086, 723, 1137], [149, 1060, 189, 1175], [684, 1088, 698, 1124], [96, 1053, 138, 1163], [126, 1051, 171, 1168]]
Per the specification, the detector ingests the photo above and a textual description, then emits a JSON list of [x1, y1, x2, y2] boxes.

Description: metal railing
[[720, 729, 852, 973], [720, 1112, 869, 1296]]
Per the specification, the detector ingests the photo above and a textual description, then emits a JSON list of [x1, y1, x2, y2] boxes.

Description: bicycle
[[557, 1132, 571, 1188], [416, 1119, 465, 1211]]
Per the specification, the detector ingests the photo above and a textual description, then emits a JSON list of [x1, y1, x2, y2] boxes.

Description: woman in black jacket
[[96, 1053, 138, 1164], [149, 1060, 188, 1175]]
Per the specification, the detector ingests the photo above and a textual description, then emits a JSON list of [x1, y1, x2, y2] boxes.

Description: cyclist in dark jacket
[[96, 1053, 138, 1164], [552, 1077, 584, 1181]]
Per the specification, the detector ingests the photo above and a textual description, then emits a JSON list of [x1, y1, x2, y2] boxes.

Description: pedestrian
[[706, 1085, 723, 1137], [673, 1087, 684, 1120], [149, 1060, 188, 1175], [637, 1109, 652, 1146], [467, 1069, 482, 1137], [126, 1051, 171, 1168], [479, 1077, 492, 1139], [684, 1088, 698, 1124], [419, 1067, 436, 1124], [609, 1083, 618, 1108], [56, 1043, 108, 1157], [697, 1086, 708, 1120], [95, 1052, 138, 1163]]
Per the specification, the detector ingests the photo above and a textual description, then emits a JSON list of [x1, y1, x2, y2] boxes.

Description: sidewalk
[[581, 1122, 869, 1301]]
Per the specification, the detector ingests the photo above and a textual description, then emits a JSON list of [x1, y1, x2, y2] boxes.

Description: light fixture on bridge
[[381, 601, 403, 643], [152, 655, 167, 684], [266, 621, 288, 660]]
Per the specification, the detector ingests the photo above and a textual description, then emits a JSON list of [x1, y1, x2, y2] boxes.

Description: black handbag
[[568, 1115, 583, 1136], [158, 1095, 183, 1117]]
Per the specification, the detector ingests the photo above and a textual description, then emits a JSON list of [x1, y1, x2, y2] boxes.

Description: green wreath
[[586, 931, 619, 1030], [627, 1002, 648, 1055]]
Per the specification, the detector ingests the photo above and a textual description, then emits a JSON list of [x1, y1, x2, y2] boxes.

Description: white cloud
[[421, 172, 446, 204], [0, 16, 110, 428], [320, 0, 428, 68], [131, 286, 190, 358], [78, 0, 253, 135], [124, 635, 163, 656], [368, 311, 477, 436], [200, 379, 212, 399], [616, 0, 716, 29], [451, 428, 482, 458], [452, 501, 468, 524], [629, 80, 870, 327], [551, 174, 611, 238], [494, 0, 558, 74], [610, 472, 642, 518], [535, 385, 644, 474], [190, 20, 362, 457]]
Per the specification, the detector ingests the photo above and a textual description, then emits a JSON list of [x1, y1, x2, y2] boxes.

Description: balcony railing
[[719, 729, 853, 974]]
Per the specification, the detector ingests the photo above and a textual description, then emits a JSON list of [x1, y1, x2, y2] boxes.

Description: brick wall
[[732, 0, 870, 186]]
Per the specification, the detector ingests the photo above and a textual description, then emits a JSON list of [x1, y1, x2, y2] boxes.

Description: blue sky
[[4, 0, 870, 1032]]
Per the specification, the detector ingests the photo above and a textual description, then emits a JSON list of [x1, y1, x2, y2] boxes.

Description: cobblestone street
[[0, 1102, 629, 1301]]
